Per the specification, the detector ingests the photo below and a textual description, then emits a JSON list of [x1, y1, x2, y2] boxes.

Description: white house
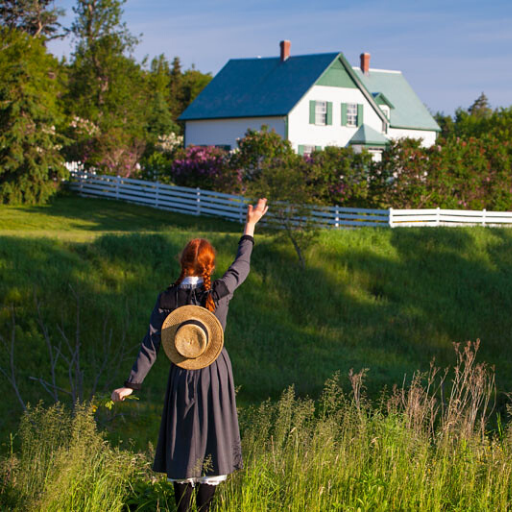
[[179, 41, 440, 159]]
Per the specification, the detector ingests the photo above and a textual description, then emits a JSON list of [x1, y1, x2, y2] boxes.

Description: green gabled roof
[[179, 52, 340, 121], [349, 124, 389, 146], [354, 69, 441, 132]]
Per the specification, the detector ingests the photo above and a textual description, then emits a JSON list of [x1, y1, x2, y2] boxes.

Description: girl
[[112, 198, 268, 511]]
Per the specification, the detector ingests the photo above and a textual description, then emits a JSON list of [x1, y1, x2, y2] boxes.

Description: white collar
[[180, 276, 204, 287]]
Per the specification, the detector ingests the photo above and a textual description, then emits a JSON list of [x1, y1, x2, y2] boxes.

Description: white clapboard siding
[[67, 170, 512, 229]]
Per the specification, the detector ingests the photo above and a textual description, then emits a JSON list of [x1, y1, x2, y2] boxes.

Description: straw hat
[[161, 305, 224, 370]]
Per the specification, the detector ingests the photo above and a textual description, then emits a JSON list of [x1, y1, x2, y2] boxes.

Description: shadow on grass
[[231, 226, 512, 403], [2, 215, 512, 449]]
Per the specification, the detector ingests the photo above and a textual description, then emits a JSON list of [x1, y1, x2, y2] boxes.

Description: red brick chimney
[[280, 40, 291, 62], [360, 52, 370, 74]]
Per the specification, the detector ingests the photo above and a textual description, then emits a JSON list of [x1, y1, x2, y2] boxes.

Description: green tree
[[231, 125, 296, 184], [468, 92, 492, 119], [0, 0, 65, 39], [307, 146, 374, 207], [65, 0, 148, 176], [146, 54, 179, 140], [237, 127, 319, 267], [168, 59, 212, 128], [0, 28, 67, 204]]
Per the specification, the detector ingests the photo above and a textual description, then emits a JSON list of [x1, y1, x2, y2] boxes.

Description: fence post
[[239, 199, 245, 224], [482, 208, 486, 227], [155, 181, 160, 208], [436, 207, 440, 226], [388, 207, 393, 228], [196, 187, 201, 216], [335, 205, 339, 229], [116, 175, 120, 200]]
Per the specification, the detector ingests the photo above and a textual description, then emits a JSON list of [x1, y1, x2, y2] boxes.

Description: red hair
[[174, 238, 216, 312]]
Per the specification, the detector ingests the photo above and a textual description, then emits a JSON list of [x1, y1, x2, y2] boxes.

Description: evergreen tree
[[0, 28, 67, 204], [146, 54, 178, 138], [0, 0, 66, 40], [66, 0, 148, 175], [468, 92, 492, 119]]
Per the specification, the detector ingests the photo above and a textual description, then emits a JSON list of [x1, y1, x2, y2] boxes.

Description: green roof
[[349, 124, 390, 146], [179, 53, 340, 121], [354, 69, 441, 132]]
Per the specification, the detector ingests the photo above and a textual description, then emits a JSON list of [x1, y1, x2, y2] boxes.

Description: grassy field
[[1, 193, 512, 449], [2, 193, 512, 510]]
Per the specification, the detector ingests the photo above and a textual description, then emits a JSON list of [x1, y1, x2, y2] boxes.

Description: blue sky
[[49, 0, 512, 115]]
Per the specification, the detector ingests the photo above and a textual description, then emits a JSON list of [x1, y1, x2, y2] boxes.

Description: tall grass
[[1, 343, 511, 511], [0, 402, 140, 511], [218, 342, 512, 511], [3, 195, 512, 452]]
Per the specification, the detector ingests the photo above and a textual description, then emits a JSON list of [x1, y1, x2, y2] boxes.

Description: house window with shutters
[[346, 103, 358, 127], [315, 101, 327, 125], [309, 100, 333, 125], [298, 144, 322, 156], [341, 103, 363, 127]]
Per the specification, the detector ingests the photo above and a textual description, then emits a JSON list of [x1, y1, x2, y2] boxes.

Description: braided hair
[[174, 238, 216, 312]]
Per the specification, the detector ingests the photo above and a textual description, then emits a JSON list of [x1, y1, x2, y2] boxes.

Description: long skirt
[[152, 348, 243, 479]]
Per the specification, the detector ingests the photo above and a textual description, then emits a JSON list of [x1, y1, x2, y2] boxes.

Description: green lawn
[[2, 193, 512, 449]]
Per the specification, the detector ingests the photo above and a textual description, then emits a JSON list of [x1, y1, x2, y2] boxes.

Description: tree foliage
[[0, 0, 66, 39], [0, 28, 67, 204]]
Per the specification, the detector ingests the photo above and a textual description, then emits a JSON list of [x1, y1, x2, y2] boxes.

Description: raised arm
[[216, 198, 268, 295]]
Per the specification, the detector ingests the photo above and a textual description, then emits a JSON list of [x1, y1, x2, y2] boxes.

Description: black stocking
[[196, 483, 216, 512], [173, 482, 194, 512]]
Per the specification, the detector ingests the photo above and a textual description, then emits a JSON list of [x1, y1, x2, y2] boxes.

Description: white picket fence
[[67, 169, 512, 229]]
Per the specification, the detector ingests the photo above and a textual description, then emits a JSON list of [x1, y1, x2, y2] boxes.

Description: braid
[[202, 266, 215, 312]]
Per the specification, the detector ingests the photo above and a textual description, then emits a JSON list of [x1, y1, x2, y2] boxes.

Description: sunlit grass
[[2, 194, 512, 453]]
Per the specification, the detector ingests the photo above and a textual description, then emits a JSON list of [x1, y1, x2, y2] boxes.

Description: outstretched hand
[[247, 198, 268, 225], [111, 387, 133, 402]]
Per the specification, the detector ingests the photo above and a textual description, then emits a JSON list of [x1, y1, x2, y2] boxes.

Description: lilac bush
[[167, 146, 242, 193]]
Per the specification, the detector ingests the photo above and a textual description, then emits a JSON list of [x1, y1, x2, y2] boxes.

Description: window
[[346, 103, 358, 127], [315, 101, 327, 125], [298, 145, 321, 156], [303, 145, 316, 156], [380, 105, 390, 120], [309, 101, 332, 125]]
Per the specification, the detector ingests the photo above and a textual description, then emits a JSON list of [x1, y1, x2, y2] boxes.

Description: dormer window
[[380, 105, 390, 120]]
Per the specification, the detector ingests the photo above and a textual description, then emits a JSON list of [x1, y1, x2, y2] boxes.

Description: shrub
[[307, 145, 374, 207], [168, 145, 242, 193]]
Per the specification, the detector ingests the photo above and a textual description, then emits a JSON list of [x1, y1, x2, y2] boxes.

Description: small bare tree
[[0, 285, 132, 412]]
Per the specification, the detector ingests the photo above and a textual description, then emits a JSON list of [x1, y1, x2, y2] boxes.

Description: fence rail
[[67, 170, 512, 229]]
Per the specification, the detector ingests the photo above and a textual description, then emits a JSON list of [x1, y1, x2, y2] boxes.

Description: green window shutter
[[309, 101, 316, 124], [341, 103, 347, 126], [315, 145, 322, 151], [326, 102, 333, 125], [357, 104, 364, 127], [298, 145, 305, 156]]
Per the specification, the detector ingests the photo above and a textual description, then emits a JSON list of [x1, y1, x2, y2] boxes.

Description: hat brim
[[161, 305, 224, 370]]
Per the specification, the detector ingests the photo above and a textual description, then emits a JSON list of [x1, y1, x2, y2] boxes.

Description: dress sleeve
[[124, 295, 168, 390], [214, 235, 254, 298]]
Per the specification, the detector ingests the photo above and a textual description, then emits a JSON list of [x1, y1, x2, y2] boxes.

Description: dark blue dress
[[125, 235, 254, 479]]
